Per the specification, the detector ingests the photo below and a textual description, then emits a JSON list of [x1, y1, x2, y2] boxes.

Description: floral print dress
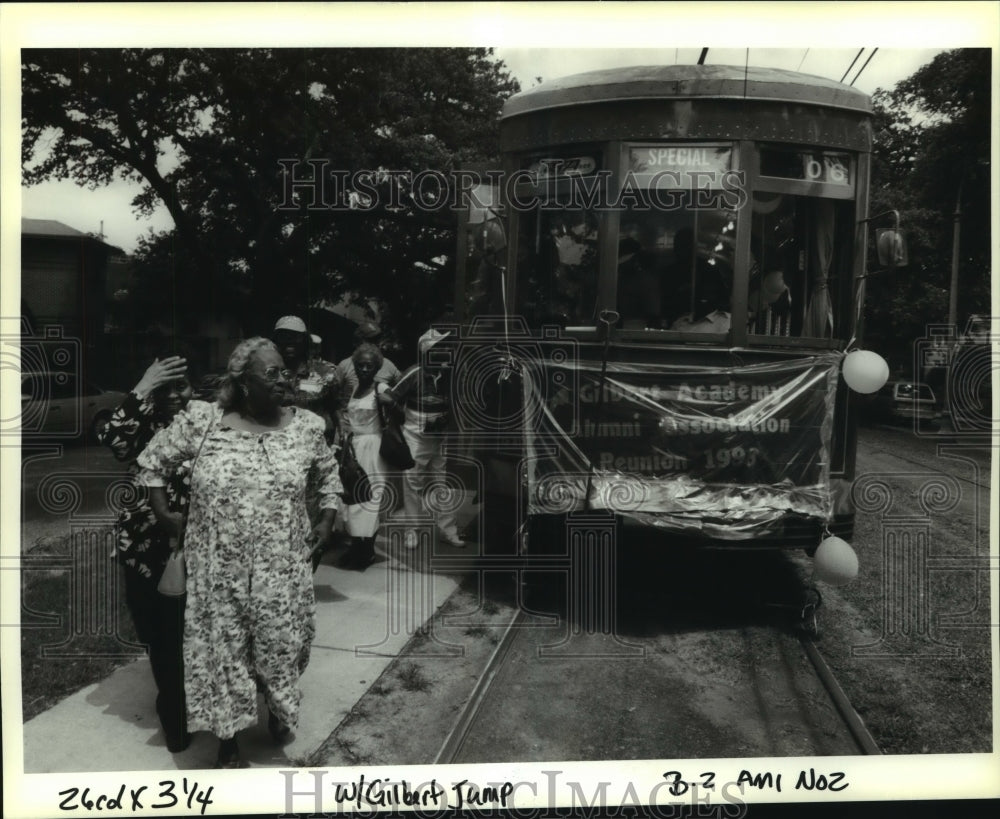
[[287, 356, 341, 443], [96, 392, 200, 578], [137, 402, 341, 739]]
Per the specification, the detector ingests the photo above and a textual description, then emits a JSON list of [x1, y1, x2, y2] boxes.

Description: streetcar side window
[[748, 193, 854, 339]]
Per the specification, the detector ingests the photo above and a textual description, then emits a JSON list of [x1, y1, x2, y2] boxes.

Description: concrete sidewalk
[[22, 527, 474, 773]]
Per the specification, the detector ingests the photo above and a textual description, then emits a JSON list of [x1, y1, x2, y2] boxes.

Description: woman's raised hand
[[134, 356, 188, 399]]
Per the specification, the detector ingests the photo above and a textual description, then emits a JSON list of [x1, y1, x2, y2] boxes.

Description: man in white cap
[[273, 315, 342, 569], [272, 315, 341, 442], [381, 327, 464, 548]]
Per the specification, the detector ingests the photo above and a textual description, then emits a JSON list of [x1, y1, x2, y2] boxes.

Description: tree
[[22, 48, 520, 355], [864, 49, 990, 370]]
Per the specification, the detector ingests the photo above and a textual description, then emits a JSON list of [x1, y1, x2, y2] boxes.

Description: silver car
[[867, 381, 942, 430], [20, 371, 127, 442]]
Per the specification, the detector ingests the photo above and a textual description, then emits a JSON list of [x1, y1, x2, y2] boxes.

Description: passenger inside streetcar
[[616, 235, 661, 329], [665, 227, 732, 332], [616, 223, 733, 332], [516, 208, 600, 327]]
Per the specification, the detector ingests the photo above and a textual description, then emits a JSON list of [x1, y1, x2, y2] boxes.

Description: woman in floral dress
[[137, 338, 341, 768], [98, 353, 197, 753]]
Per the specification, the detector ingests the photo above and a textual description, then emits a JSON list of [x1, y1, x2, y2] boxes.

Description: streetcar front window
[[615, 143, 738, 333], [616, 206, 737, 332]]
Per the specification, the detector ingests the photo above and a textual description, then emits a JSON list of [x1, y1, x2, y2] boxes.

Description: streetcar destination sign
[[628, 145, 733, 188]]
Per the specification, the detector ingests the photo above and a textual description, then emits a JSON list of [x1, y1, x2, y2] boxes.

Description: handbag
[[156, 410, 212, 597], [338, 433, 373, 505], [157, 540, 187, 597], [376, 385, 415, 470]]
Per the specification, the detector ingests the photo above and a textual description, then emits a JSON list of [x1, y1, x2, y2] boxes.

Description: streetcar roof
[[501, 64, 872, 120]]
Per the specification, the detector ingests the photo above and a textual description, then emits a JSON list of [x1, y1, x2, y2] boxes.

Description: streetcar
[[449, 64, 902, 585]]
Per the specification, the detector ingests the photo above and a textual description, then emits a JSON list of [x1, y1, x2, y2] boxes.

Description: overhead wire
[[796, 49, 809, 72], [850, 48, 879, 86], [839, 48, 864, 83]]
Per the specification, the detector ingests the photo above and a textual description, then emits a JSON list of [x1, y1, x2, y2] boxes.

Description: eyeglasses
[[261, 366, 294, 382]]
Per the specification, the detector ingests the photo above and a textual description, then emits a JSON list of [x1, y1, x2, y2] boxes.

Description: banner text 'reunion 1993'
[[526, 352, 841, 539]]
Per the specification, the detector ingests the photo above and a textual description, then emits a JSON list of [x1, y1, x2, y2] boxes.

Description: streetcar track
[[863, 427, 992, 491], [799, 637, 881, 755], [435, 606, 881, 763], [434, 608, 527, 764]]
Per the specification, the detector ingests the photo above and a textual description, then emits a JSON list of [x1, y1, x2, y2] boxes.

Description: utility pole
[[947, 180, 962, 331], [944, 179, 963, 430]]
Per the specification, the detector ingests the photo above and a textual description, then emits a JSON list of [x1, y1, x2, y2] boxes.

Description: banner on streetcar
[[525, 352, 842, 539]]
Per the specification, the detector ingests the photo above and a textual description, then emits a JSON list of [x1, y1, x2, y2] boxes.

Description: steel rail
[[799, 636, 882, 754], [865, 432, 992, 491], [436, 611, 883, 762], [433, 608, 527, 765]]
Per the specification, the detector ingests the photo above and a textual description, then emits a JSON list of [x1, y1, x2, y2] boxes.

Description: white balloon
[[842, 350, 889, 394], [813, 536, 859, 586]]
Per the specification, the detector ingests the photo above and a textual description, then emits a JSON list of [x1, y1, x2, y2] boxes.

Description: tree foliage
[[865, 48, 991, 368], [22, 48, 520, 352]]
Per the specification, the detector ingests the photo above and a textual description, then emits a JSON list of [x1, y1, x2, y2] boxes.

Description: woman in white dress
[[338, 343, 390, 569]]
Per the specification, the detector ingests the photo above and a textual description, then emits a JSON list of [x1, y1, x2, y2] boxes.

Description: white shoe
[[403, 529, 418, 550]]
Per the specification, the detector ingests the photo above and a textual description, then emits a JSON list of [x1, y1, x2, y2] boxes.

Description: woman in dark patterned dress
[[97, 354, 199, 753], [137, 338, 341, 768]]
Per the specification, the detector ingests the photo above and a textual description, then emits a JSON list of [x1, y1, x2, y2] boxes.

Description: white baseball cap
[[274, 315, 307, 334]]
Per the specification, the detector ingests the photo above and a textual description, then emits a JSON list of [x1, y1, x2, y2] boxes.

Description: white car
[[20, 371, 127, 442]]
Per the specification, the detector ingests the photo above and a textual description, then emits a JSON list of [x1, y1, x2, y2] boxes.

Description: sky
[[8, 5, 996, 254]]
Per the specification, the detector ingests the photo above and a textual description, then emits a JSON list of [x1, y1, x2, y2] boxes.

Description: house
[[21, 218, 125, 385], [20, 217, 244, 385]]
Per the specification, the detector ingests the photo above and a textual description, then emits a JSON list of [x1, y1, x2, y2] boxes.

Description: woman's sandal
[[214, 738, 249, 769]]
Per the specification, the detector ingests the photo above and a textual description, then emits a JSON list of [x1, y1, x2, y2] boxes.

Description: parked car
[[860, 380, 941, 430], [20, 371, 127, 442]]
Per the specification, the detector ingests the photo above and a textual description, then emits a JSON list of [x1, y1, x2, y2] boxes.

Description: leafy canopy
[[22, 48, 520, 349], [865, 48, 990, 368]]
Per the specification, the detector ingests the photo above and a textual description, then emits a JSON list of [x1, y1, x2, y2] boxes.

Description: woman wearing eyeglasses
[[137, 337, 341, 768]]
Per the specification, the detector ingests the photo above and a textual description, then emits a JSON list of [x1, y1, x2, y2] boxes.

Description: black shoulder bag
[[376, 384, 416, 470], [338, 432, 374, 505]]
